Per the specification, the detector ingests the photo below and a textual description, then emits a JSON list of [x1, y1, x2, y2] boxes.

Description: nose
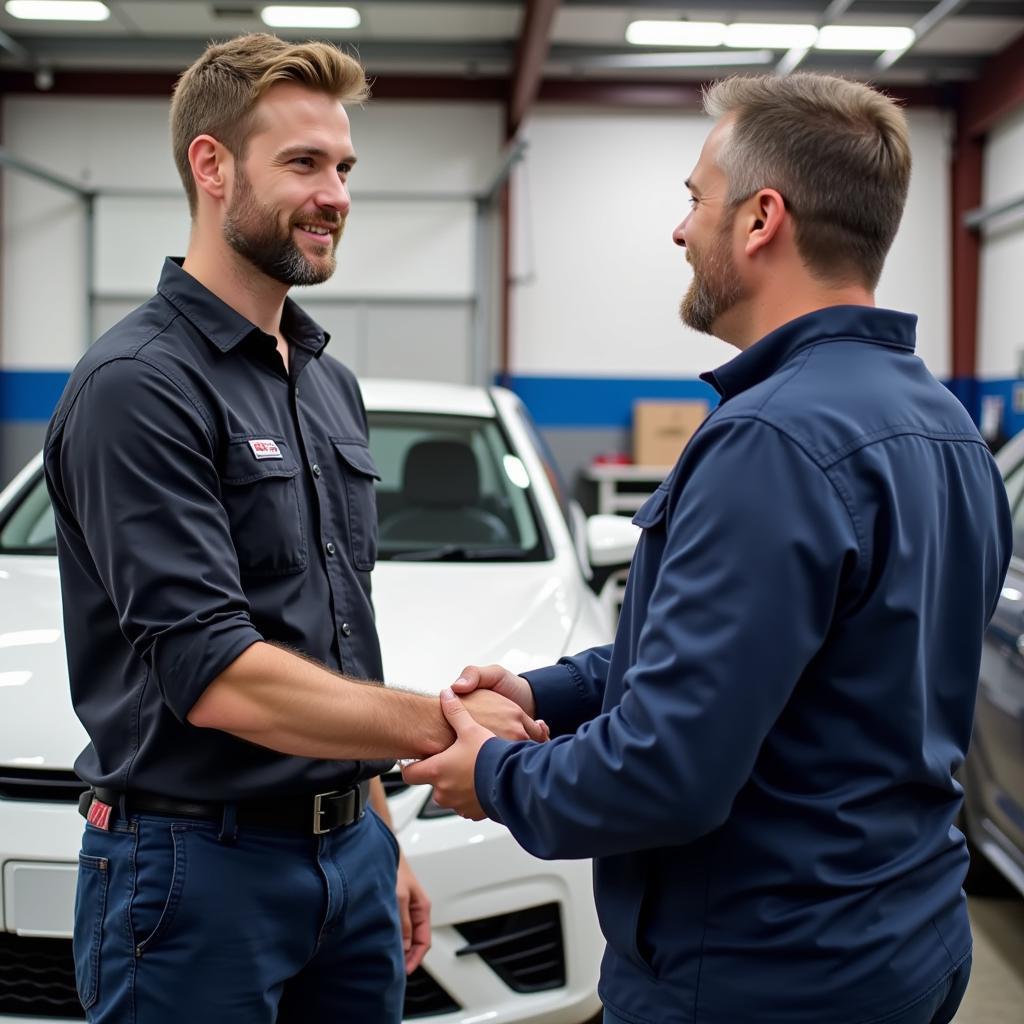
[[318, 173, 351, 217], [673, 219, 687, 248]]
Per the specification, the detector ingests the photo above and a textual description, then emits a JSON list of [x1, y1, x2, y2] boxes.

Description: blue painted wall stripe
[[1, 367, 1022, 437], [1, 370, 71, 423], [502, 374, 721, 428]]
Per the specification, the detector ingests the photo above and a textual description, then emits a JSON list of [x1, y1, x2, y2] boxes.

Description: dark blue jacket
[[476, 306, 1012, 1023]]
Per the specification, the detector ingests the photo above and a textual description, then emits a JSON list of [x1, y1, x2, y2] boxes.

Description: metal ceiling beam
[[775, 0, 855, 76], [960, 27, 1024, 133], [558, 0, 1024, 12], [0, 29, 30, 63], [876, 0, 972, 71], [507, 0, 560, 139]]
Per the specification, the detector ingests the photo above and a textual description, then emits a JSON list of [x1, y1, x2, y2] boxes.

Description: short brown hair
[[704, 74, 911, 289], [170, 33, 369, 215]]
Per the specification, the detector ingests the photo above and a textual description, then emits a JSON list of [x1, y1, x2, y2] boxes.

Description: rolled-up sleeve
[[476, 417, 861, 860], [50, 357, 262, 720]]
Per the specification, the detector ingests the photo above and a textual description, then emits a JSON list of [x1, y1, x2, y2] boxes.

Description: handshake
[[401, 663, 548, 820]]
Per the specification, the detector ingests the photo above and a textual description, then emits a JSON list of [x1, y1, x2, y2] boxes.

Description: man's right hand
[[460, 688, 547, 743], [453, 664, 537, 718]]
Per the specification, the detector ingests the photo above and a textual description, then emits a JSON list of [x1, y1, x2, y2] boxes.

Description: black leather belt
[[79, 781, 369, 836]]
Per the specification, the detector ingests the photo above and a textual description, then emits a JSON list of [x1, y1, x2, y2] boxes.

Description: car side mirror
[[586, 514, 641, 568]]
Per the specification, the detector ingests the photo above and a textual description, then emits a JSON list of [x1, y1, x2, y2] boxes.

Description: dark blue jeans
[[601, 954, 972, 1024], [73, 807, 404, 1023]]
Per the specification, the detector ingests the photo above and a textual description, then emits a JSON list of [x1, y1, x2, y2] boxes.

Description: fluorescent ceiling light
[[586, 50, 774, 69], [260, 5, 360, 29], [724, 23, 818, 49], [626, 21, 726, 48], [5, 0, 109, 19], [815, 25, 916, 51]]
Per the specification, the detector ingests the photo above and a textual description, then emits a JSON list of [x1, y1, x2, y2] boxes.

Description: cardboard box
[[632, 400, 708, 466]]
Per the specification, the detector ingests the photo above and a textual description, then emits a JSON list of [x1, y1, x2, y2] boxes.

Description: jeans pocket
[[133, 823, 188, 958], [73, 853, 108, 1010], [369, 808, 401, 868]]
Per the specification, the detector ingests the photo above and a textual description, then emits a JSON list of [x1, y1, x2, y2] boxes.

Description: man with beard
[[43, 33, 545, 1024], [404, 74, 1012, 1024]]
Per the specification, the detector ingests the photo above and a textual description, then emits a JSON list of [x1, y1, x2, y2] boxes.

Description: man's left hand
[[396, 854, 431, 973], [402, 688, 493, 819]]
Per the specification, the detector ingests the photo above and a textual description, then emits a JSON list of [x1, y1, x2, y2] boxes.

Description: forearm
[[188, 641, 453, 759]]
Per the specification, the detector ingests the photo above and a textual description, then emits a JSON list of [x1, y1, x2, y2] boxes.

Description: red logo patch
[[248, 439, 283, 460], [87, 798, 112, 831]]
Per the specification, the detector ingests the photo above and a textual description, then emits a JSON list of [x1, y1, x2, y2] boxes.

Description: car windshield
[[369, 411, 546, 562], [0, 412, 548, 563]]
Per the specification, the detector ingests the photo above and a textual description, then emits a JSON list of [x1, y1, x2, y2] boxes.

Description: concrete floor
[[953, 895, 1024, 1023]]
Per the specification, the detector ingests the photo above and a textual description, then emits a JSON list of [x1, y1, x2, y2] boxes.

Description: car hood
[[372, 560, 581, 692], [0, 557, 87, 770], [0, 556, 582, 769]]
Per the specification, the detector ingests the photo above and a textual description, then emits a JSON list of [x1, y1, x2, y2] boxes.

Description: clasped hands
[[402, 665, 543, 820]]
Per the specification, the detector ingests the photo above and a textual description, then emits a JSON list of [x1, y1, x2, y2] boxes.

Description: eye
[[688, 196, 699, 208], [337, 162, 353, 175], [292, 157, 315, 168]]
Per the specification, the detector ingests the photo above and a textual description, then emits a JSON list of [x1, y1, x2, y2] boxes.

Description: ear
[[742, 188, 786, 258], [188, 134, 232, 205]]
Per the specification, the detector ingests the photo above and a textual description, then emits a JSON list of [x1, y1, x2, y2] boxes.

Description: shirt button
[[325, 541, 336, 556], [341, 622, 352, 637], [312, 463, 321, 478]]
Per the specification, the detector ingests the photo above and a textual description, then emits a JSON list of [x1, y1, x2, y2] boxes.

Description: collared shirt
[[44, 258, 391, 801], [476, 306, 1012, 1023]]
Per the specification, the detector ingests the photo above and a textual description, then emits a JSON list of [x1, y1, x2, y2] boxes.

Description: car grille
[[454, 902, 566, 993], [0, 933, 83, 1018], [0, 935, 460, 1020], [0, 767, 87, 802], [381, 767, 411, 798], [403, 966, 460, 1018]]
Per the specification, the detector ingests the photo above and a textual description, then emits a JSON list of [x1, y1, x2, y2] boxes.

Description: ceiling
[[0, 0, 1022, 88]]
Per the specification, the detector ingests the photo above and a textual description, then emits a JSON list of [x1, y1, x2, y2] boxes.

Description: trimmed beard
[[223, 168, 344, 287], [679, 210, 744, 335]]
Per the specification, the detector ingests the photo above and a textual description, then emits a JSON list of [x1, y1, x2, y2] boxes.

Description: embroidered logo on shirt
[[248, 439, 283, 460]]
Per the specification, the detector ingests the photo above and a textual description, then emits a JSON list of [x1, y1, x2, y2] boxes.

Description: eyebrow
[[685, 178, 701, 195], [277, 145, 358, 167]]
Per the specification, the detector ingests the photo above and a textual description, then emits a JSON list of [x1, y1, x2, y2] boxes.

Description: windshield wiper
[[388, 545, 525, 562]]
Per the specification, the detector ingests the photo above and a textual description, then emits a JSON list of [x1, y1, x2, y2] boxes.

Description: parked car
[[962, 427, 1024, 899], [0, 379, 641, 1024]]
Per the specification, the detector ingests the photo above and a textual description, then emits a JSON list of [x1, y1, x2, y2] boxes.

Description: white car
[[0, 380, 641, 1024]]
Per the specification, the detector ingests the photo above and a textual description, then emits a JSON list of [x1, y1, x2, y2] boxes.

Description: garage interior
[[0, 1, 1023, 1023]]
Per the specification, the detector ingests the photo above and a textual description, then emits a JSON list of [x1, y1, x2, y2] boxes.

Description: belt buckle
[[312, 790, 339, 835]]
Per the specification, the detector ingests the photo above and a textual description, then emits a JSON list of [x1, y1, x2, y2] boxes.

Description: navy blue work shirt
[[475, 306, 1012, 1023], [44, 258, 392, 801]]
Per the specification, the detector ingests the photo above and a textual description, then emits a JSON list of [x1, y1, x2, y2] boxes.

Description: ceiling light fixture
[[815, 25, 916, 51], [585, 50, 775, 69], [4, 0, 109, 20], [260, 5, 360, 29], [626, 21, 726, 48], [724, 24, 819, 49]]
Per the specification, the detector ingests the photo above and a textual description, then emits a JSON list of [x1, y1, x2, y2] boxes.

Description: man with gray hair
[[405, 74, 1012, 1023]]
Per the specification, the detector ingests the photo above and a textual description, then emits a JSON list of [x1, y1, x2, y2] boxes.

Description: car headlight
[[418, 789, 458, 819]]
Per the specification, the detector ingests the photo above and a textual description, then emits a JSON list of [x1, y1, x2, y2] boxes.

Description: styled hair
[[170, 33, 369, 215], [703, 74, 911, 289]]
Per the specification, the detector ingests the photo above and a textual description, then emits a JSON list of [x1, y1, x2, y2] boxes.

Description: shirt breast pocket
[[220, 437, 307, 576], [331, 438, 381, 572], [632, 485, 669, 532]]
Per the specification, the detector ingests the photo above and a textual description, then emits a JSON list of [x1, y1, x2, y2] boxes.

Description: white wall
[[0, 95, 957, 384], [0, 95, 503, 374], [511, 106, 953, 380], [977, 104, 1024, 379]]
